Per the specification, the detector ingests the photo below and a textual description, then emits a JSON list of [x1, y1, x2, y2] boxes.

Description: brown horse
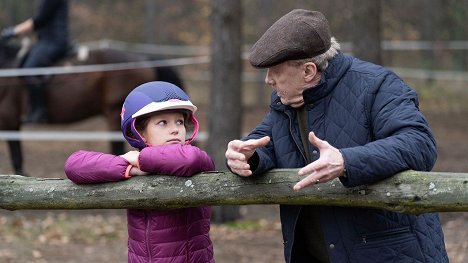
[[0, 39, 183, 175]]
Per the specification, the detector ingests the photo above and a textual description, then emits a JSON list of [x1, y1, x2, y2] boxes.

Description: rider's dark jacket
[[242, 52, 448, 263], [33, 0, 69, 45], [21, 0, 69, 70]]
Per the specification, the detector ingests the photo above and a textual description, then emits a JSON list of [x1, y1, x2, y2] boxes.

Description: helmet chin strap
[[130, 119, 147, 149], [186, 114, 199, 144]]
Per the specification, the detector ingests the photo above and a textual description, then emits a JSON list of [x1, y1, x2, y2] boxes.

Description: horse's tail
[[154, 66, 185, 91]]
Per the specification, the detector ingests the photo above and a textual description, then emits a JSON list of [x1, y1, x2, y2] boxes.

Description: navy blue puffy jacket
[[244, 52, 448, 263]]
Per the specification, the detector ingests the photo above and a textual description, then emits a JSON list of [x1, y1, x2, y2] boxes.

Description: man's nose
[[265, 70, 274, 86]]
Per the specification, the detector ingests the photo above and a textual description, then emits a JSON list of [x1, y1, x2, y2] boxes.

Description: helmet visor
[[132, 100, 197, 119]]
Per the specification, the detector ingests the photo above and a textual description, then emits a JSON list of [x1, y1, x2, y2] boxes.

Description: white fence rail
[[0, 131, 208, 142]]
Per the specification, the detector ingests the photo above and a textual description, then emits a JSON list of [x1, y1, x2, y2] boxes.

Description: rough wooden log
[[1, 170, 467, 214]]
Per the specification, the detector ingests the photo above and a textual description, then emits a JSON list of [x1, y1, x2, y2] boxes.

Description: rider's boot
[[24, 83, 48, 123]]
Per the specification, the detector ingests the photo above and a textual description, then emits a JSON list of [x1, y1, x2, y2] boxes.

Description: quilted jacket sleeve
[[138, 144, 215, 177], [340, 73, 437, 187], [64, 150, 131, 184]]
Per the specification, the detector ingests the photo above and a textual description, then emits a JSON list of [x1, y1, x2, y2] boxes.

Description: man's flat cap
[[249, 9, 331, 68]]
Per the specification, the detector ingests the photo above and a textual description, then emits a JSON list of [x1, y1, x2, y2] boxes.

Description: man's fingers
[[293, 174, 328, 191], [232, 169, 253, 177], [255, 136, 271, 147], [226, 137, 269, 178], [225, 149, 246, 161], [298, 165, 313, 177], [226, 139, 251, 161], [298, 161, 326, 177], [308, 132, 328, 150], [241, 136, 270, 151], [227, 159, 250, 170], [227, 159, 252, 177], [227, 140, 244, 152], [228, 136, 270, 154], [294, 176, 315, 191]]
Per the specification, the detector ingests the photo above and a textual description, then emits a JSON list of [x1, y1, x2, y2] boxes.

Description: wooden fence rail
[[1, 170, 467, 214]]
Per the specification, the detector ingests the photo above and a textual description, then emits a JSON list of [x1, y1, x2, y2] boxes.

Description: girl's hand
[[130, 166, 148, 177], [120, 151, 140, 166]]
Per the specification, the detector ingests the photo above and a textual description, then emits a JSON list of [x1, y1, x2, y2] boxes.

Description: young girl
[[64, 81, 215, 263]]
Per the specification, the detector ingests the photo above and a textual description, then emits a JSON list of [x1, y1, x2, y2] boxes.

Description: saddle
[[14, 37, 90, 123], [17, 37, 89, 69]]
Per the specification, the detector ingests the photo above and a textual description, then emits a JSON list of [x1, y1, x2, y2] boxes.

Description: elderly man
[[225, 9, 448, 263]]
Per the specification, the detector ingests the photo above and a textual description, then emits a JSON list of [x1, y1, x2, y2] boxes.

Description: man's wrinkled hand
[[294, 132, 345, 191], [225, 136, 270, 177]]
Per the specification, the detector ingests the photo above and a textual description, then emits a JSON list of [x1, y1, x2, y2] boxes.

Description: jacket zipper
[[285, 110, 307, 163], [361, 227, 411, 244], [145, 211, 152, 262], [285, 109, 307, 263]]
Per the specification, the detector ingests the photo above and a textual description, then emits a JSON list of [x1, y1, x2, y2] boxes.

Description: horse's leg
[[108, 107, 125, 155], [7, 140, 25, 175]]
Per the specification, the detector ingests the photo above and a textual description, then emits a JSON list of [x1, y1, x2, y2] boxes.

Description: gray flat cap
[[249, 9, 331, 68]]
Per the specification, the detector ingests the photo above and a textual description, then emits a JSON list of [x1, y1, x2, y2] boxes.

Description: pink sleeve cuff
[[124, 164, 133, 179], [136, 155, 141, 170]]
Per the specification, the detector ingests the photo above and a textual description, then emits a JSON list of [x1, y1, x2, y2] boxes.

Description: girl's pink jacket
[[64, 144, 216, 263]]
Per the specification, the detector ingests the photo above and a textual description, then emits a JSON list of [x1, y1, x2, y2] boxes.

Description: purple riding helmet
[[120, 81, 199, 149]]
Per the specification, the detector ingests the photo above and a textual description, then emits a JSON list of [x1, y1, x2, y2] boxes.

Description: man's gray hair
[[288, 37, 341, 71]]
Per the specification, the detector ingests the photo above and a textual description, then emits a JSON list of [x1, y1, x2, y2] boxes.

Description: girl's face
[[141, 111, 187, 146]]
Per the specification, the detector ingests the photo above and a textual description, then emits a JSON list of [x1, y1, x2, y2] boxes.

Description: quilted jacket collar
[[271, 52, 353, 111]]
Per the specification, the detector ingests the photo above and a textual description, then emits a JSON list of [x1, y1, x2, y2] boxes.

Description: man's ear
[[303, 62, 318, 83]]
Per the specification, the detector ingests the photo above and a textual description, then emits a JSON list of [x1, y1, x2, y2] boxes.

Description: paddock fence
[[1, 170, 467, 214]]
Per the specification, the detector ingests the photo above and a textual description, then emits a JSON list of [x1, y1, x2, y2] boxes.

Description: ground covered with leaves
[[0, 208, 466, 263], [0, 208, 285, 263]]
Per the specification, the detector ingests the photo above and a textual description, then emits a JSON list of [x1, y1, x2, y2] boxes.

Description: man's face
[[265, 62, 308, 108]]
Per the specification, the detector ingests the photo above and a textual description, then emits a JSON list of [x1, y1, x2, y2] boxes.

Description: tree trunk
[[1, 170, 467, 214], [144, 0, 156, 44], [207, 0, 243, 222]]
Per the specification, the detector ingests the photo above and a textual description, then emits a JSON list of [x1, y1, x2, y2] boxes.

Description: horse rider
[[1, 0, 70, 123]]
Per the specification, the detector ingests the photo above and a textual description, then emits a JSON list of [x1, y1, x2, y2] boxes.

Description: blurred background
[[0, 0, 467, 262]]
